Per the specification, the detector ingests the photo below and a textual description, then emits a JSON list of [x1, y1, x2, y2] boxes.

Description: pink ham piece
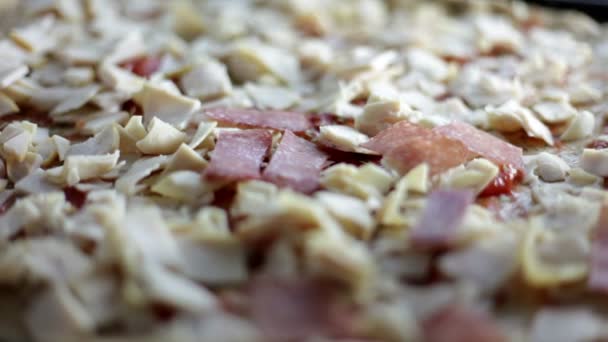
[[205, 107, 313, 132], [434, 121, 524, 172], [361, 120, 432, 154], [384, 134, 477, 176], [423, 305, 506, 342], [204, 129, 272, 181], [263, 131, 328, 193], [250, 277, 334, 341], [410, 190, 474, 249], [361, 120, 524, 176], [588, 205, 608, 292]]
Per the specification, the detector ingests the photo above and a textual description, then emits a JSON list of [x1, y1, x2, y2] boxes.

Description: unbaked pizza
[[0, 0, 607, 341]]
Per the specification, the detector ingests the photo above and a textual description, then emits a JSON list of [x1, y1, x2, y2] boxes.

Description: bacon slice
[[360, 120, 431, 154], [263, 131, 328, 193], [434, 121, 524, 172], [410, 190, 474, 249], [205, 107, 313, 132], [204, 129, 272, 181], [589, 205, 608, 292], [250, 277, 333, 341], [423, 305, 506, 342]]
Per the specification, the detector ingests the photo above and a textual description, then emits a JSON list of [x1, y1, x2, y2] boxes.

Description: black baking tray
[[525, 0, 608, 21]]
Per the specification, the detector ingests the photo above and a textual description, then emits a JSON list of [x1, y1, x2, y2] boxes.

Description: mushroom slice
[[533, 100, 578, 124], [189, 121, 217, 149], [52, 135, 70, 161], [115, 155, 168, 195], [57, 151, 120, 186], [136, 117, 187, 155], [151, 170, 214, 203], [163, 143, 207, 173], [67, 125, 119, 156], [15, 168, 61, 195], [315, 191, 375, 239], [25, 285, 94, 342], [0, 61, 28, 88], [320, 163, 394, 209], [317, 125, 373, 154], [438, 158, 499, 195], [227, 39, 301, 85], [7, 152, 43, 182], [580, 148, 608, 177], [137, 261, 218, 314], [0, 92, 18, 116], [97, 62, 145, 94], [487, 100, 554, 146], [356, 99, 412, 136], [560, 110, 595, 142], [10, 15, 56, 53], [135, 83, 200, 129], [78, 111, 129, 135], [64, 67, 95, 86], [180, 59, 232, 101], [175, 238, 247, 285], [3, 131, 32, 162], [244, 83, 300, 110]]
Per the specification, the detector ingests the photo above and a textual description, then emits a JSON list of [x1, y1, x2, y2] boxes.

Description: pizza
[[0, 0, 607, 341]]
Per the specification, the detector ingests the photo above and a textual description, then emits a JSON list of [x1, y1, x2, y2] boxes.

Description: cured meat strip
[[410, 190, 474, 249], [205, 107, 313, 132], [362, 120, 524, 176], [434, 121, 524, 172], [423, 305, 506, 342], [360, 120, 432, 154], [588, 205, 608, 292], [384, 133, 477, 175], [250, 277, 334, 341], [204, 129, 272, 181], [263, 131, 328, 193]]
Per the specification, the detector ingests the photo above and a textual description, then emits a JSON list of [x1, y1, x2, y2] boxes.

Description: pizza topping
[[589, 205, 608, 292], [383, 133, 477, 176], [528, 152, 571, 182], [205, 129, 272, 182], [317, 125, 373, 154], [119, 55, 162, 78], [422, 305, 506, 342], [134, 83, 201, 129], [364, 120, 524, 176], [560, 110, 595, 142], [439, 158, 500, 195], [179, 59, 233, 101], [533, 100, 578, 124], [263, 131, 328, 193], [136, 117, 187, 155], [205, 107, 313, 132], [410, 190, 475, 249], [486, 100, 554, 146], [250, 277, 334, 341], [115, 155, 168, 195], [1, 1, 608, 340], [580, 148, 608, 177], [530, 308, 604, 342], [435, 121, 525, 173], [244, 83, 301, 111], [361, 120, 431, 155], [356, 99, 414, 136], [479, 164, 522, 197]]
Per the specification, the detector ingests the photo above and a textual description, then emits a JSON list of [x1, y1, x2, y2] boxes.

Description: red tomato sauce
[[120, 55, 162, 78], [479, 164, 523, 197]]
